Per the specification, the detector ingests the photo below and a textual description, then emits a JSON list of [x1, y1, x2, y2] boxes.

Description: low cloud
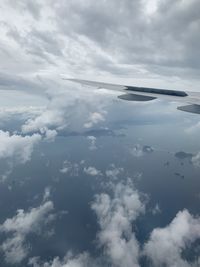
[[92, 180, 145, 267], [20, 82, 110, 138], [143, 209, 200, 266], [0, 130, 41, 163], [130, 144, 154, 158], [23, 180, 200, 267], [21, 107, 66, 134], [84, 112, 106, 129], [29, 252, 93, 267], [84, 166, 102, 176], [0, 198, 54, 264], [41, 127, 57, 142]]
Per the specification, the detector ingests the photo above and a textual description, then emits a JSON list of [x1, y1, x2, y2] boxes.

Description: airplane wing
[[64, 78, 200, 115]]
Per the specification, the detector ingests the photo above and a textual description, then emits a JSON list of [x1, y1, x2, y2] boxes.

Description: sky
[[1, 0, 200, 93], [0, 1, 200, 267]]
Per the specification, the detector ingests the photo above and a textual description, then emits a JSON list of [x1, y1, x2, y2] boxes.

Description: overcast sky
[[0, 0, 200, 99]]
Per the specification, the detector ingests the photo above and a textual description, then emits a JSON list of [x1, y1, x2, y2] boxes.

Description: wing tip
[[177, 104, 200, 114]]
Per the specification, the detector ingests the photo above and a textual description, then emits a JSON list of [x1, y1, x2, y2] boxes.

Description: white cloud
[[21, 108, 65, 134], [0, 199, 54, 264], [27, 180, 145, 267], [29, 252, 92, 267], [91, 180, 145, 267], [0, 130, 41, 163], [20, 83, 110, 139], [42, 127, 57, 142], [84, 112, 105, 129], [144, 209, 200, 267], [21, 181, 200, 267], [83, 166, 102, 176]]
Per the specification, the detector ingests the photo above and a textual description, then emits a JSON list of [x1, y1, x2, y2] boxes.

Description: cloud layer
[[1, 0, 200, 94]]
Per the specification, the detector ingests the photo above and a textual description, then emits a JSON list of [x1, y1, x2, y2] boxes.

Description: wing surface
[[65, 78, 200, 114]]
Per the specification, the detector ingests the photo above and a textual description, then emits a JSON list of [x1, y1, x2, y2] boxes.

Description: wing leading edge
[[65, 78, 200, 115]]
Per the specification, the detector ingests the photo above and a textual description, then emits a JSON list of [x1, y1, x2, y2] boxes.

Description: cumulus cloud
[[92, 180, 145, 267], [19, 180, 200, 267], [143, 209, 200, 267], [0, 198, 54, 264], [28, 180, 145, 267], [0, 130, 41, 163], [83, 166, 102, 176], [29, 252, 93, 267], [21, 107, 66, 134], [84, 112, 106, 129], [41, 127, 57, 142], [20, 82, 110, 139]]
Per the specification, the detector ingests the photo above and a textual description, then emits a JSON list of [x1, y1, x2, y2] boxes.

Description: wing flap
[[65, 78, 200, 110], [125, 85, 187, 97], [118, 93, 156, 101]]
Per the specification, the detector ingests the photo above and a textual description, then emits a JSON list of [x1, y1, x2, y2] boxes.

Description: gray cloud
[[8, 0, 41, 20], [52, 0, 200, 78], [87, 135, 97, 150], [105, 164, 124, 180], [60, 160, 80, 176], [0, 0, 199, 93]]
